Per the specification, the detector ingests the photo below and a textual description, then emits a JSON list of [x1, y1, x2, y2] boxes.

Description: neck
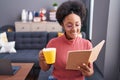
[[65, 32, 74, 40]]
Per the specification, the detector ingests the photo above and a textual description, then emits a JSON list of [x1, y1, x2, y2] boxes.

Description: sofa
[[0, 31, 59, 79], [0, 31, 86, 66]]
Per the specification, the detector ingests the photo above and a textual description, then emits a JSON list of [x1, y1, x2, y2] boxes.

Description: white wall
[[92, 0, 109, 74], [104, 0, 120, 79], [92, 0, 120, 80], [0, 0, 68, 26]]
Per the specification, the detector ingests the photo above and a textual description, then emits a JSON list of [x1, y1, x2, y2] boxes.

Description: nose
[[72, 24, 78, 29], [71, 26, 77, 32]]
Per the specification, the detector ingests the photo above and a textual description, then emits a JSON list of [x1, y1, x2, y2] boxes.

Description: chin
[[71, 35, 78, 39]]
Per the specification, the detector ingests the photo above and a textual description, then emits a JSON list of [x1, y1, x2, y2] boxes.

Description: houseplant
[[52, 2, 58, 10]]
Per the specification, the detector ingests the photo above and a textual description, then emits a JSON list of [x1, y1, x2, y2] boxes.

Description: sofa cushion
[[15, 32, 48, 50], [6, 32, 15, 41], [3, 50, 40, 67], [47, 32, 58, 43], [0, 53, 9, 59]]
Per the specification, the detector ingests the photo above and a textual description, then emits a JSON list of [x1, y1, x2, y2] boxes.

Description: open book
[[66, 40, 105, 70]]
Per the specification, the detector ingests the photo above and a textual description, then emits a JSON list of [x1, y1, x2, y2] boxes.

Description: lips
[[70, 33, 78, 38], [71, 33, 78, 35]]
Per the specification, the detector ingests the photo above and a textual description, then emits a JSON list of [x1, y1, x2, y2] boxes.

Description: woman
[[39, 1, 94, 80]]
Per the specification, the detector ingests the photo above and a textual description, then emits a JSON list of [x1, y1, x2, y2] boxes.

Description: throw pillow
[[58, 32, 64, 37], [0, 41, 16, 53], [0, 32, 8, 50], [0, 32, 8, 44]]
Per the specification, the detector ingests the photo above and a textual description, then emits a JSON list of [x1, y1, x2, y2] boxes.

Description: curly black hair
[[56, 1, 86, 25]]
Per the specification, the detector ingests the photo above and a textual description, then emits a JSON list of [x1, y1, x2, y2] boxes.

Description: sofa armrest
[[81, 31, 86, 39]]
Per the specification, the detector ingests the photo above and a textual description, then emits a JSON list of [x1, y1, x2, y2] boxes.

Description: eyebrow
[[66, 21, 80, 24]]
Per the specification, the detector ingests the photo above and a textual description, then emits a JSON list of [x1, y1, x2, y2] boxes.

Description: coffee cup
[[43, 48, 56, 64]]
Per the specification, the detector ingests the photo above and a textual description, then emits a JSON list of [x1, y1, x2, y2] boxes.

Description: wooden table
[[0, 63, 34, 80]]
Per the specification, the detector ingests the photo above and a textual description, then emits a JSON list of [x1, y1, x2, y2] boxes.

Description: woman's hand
[[78, 62, 94, 77], [39, 50, 45, 62], [39, 49, 51, 71]]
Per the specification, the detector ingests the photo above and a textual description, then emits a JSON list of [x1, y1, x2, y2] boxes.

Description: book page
[[89, 40, 105, 62]]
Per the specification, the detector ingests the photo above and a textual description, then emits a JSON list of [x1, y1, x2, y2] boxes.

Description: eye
[[76, 24, 80, 27], [67, 24, 73, 28]]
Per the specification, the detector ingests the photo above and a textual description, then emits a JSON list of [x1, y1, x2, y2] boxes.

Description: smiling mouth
[[71, 33, 78, 35]]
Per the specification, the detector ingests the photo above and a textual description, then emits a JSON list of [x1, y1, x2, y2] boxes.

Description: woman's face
[[62, 13, 81, 40]]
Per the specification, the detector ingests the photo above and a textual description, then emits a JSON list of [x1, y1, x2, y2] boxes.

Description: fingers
[[80, 63, 90, 72], [88, 62, 93, 68], [39, 49, 45, 61], [78, 63, 90, 73], [78, 63, 94, 76]]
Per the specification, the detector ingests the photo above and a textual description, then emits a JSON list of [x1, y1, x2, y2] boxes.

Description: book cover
[[66, 40, 105, 70]]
